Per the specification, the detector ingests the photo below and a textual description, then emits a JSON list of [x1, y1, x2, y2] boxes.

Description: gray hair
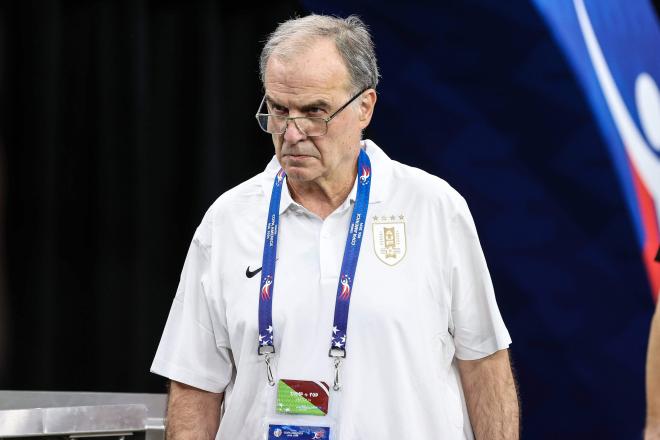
[[259, 14, 380, 93]]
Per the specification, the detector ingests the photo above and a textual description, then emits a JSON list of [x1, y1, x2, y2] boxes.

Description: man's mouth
[[284, 153, 316, 159]]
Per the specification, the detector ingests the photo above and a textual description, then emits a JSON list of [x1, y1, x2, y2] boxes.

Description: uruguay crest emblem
[[372, 214, 407, 265]]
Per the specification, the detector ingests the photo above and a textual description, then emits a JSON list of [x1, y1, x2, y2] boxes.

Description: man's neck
[[287, 168, 357, 220]]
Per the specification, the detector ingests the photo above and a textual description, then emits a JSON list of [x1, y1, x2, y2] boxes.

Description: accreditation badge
[[263, 378, 338, 440], [268, 425, 330, 439], [276, 379, 330, 415]]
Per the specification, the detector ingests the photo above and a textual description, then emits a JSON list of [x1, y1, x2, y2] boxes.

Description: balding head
[[260, 14, 380, 94]]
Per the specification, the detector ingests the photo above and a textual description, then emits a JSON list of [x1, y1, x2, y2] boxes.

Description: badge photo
[[372, 215, 407, 265]]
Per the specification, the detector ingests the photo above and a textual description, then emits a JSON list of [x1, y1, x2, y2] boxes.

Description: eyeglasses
[[255, 88, 369, 137]]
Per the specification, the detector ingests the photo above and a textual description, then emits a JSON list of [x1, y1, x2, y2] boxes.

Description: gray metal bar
[[0, 391, 167, 439]]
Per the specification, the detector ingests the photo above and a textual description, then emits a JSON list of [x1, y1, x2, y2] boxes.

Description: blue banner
[[533, 0, 660, 300]]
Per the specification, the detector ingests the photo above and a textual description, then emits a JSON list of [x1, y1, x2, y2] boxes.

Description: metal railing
[[0, 391, 166, 439]]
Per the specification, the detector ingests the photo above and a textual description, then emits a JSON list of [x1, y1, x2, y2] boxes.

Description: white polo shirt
[[151, 139, 511, 440]]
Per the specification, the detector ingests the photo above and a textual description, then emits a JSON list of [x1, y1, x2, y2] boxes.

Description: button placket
[[319, 220, 332, 280], [321, 211, 349, 282]]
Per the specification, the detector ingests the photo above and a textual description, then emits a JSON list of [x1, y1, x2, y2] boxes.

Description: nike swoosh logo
[[246, 258, 279, 278], [245, 266, 263, 278]]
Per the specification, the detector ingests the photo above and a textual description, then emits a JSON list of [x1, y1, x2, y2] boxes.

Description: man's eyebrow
[[299, 100, 331, 112], [264, 96, 331, 111]]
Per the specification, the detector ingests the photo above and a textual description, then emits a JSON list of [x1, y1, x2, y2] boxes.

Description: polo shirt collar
[[279, 177, 301, 215], [260, 139, 391, 213]]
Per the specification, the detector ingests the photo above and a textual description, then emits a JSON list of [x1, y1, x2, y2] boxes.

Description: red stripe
[[628, 154, 660, 302]]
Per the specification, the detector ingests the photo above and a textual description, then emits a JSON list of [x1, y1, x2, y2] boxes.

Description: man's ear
[[358, 89, 377, 129]]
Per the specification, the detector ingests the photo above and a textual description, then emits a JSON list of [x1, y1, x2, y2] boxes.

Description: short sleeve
[[150, 216, 233, 393], [448, 195, 511, 360]]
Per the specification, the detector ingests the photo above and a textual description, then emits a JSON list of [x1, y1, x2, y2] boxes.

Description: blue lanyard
[[257, 149, 372, 365]]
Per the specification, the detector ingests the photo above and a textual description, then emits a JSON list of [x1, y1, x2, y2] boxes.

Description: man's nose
[[283, 118, 306, 144]]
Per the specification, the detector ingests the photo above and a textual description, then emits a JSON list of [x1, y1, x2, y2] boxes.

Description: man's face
[[263, 38, 374, 185]]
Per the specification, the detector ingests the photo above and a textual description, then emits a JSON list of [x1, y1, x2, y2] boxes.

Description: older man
[[152, 14, 518, 440]]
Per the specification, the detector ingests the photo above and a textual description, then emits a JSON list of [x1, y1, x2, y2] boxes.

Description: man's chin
[[281, 157, 320, 180], [283, 167, 317, 182]]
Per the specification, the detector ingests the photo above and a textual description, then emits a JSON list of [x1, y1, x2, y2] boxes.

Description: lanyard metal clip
[[263, 353, 275, 387], [329, 347, 346, 391], [259, 345, 276, 386], [332, 357, 343, 391]]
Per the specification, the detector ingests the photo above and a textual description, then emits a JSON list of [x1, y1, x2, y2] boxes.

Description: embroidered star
[[258, 334, 264, 341], [373, 215, 378, 221], [334, 341, 343, 348], [399, 214, 404, 220], [267, 325, 273, 334], [332, 326, 339, 335], [390, 215, 395, 221], [261, 340, 269, 346]]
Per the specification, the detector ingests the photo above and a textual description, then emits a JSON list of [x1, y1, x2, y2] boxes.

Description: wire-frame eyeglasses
[[255, 88, 369, 137]]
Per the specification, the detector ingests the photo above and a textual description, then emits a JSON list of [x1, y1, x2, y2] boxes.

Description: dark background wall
[[0, 1, 657, 439], [0, 0, 302, 392]]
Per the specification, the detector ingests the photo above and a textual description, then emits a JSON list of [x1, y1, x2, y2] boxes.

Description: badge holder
[[260, 348, 344, 440]]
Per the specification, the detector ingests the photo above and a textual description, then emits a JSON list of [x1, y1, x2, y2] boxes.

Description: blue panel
[[534, 0, 660, 250]]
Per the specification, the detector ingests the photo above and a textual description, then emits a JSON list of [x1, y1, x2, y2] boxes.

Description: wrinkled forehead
[[264, 37, 353, 104]]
